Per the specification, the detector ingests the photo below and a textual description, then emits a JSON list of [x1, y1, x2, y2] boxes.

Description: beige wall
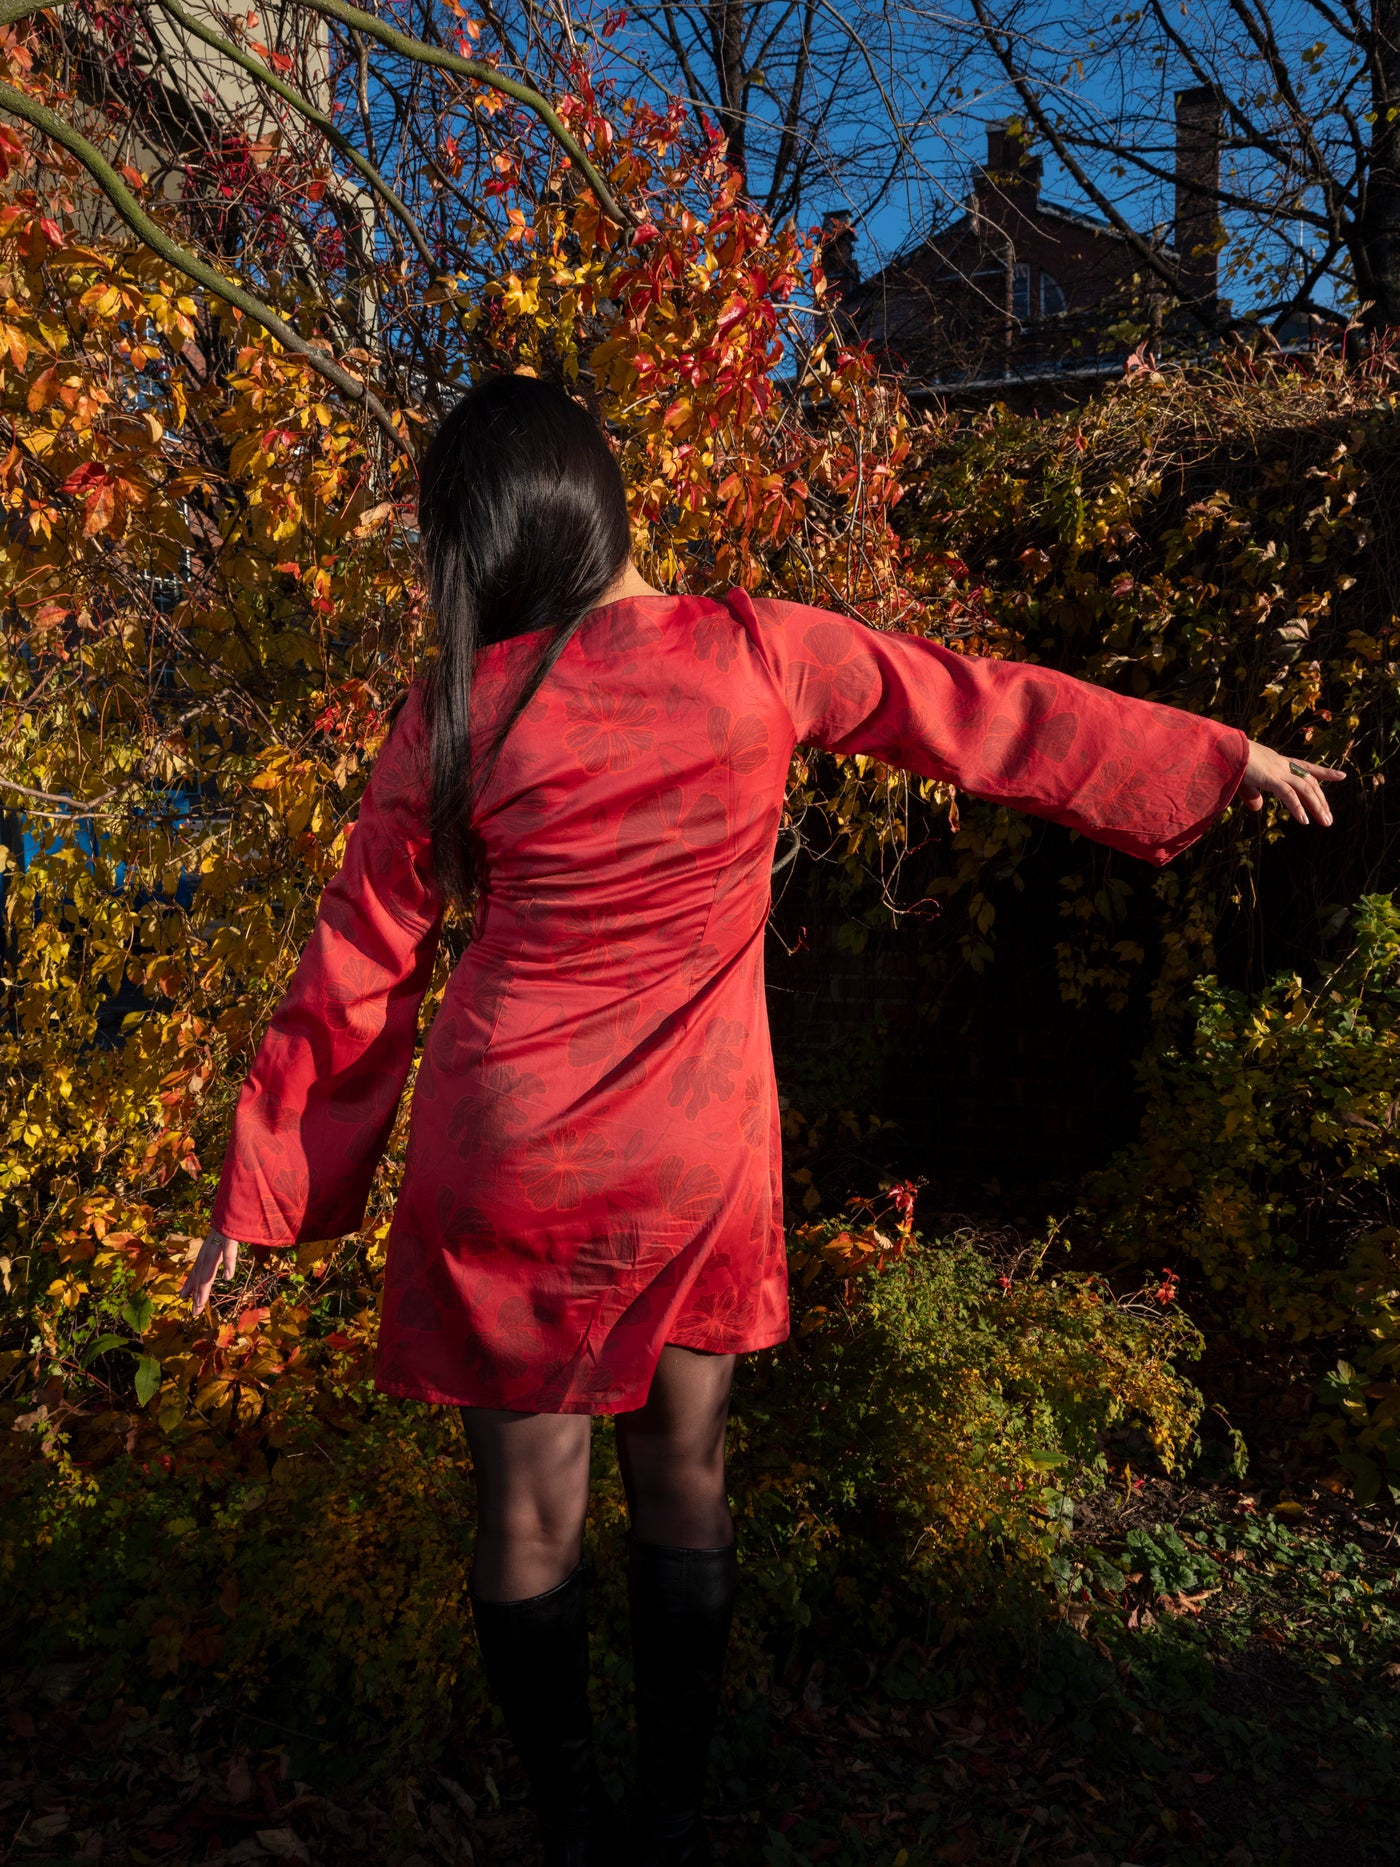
[[29, 0, 375, 289]]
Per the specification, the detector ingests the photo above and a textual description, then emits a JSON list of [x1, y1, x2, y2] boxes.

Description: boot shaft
[[468, 1560, 607, 1855], [626, 1531, 738, 1842]]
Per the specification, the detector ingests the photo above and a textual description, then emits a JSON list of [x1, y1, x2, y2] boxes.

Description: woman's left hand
[[180, 1227, 241, 1315], [1239, 742, 1346, 827]]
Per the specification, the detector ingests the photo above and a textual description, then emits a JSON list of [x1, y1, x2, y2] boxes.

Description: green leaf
[[80, 1333, 128, 1366], [134, 1354, 162, 1406], [122, 1294, 154, 1335], [1340, 1450, 1383, 1507]]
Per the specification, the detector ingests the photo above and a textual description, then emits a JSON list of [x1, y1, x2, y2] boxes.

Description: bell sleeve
[[210, 680, 444, 1247], [734, 593, 1249, 865]]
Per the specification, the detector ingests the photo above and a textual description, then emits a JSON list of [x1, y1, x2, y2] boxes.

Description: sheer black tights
[[463, 1344, 736, 1603]]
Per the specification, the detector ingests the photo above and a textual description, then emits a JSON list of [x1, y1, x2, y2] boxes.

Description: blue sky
[[567, 0, 1354, 319]]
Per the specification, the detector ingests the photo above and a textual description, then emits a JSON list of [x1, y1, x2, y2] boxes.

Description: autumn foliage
[[0, 4, 944, 1734], [0, 16, 913, 1455], [1, 0, 1397, 1764]]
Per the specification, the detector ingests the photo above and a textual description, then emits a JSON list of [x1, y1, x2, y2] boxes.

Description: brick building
[[838, 88, 1224, 392]]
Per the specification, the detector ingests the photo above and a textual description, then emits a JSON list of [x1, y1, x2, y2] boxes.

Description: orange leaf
[[81, 480, 116, 536], [26, 364, 56, 412]]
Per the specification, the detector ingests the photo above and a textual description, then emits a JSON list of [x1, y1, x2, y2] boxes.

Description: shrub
[[894, 358, 1396, 999], [1, 1194, 1201, 1759], [2, 1396, 484, 1757], [728, 1199, 1203, 1651], [1083, 892, 1400, 1496]]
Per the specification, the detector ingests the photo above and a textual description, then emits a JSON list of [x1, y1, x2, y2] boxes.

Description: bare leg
[[615, 1346, 739, 1845], [461, 1407, 593, 1601], [461, 1408, 605, 1847], [614, 1343, 737, 1547]]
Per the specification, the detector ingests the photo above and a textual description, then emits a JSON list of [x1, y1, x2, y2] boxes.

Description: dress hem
[[373, 1320, 792, 1414]]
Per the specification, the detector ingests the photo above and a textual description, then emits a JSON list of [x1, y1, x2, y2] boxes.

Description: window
[[1012, 262, 1031, 321], [1040, 271, 1066, 316]]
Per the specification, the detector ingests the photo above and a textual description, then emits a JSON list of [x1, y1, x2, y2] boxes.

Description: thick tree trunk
[[706, 0, 746, 184], [1361, 0, 1400, 328]]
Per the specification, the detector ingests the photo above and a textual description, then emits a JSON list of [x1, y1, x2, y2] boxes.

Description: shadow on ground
[[4, 1478, 1397, 1866]]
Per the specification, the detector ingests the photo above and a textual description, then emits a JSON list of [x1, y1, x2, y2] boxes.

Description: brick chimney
[[978, 120, 1043, 204], [819, 208, 860, 302], [1174, 86, 1223, 306]]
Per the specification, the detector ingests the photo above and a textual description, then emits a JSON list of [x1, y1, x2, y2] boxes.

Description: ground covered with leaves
[[5, 1472, 1397, 1866]]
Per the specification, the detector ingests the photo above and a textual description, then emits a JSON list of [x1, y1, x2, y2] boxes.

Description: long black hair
[[417, 373, 632, 909]]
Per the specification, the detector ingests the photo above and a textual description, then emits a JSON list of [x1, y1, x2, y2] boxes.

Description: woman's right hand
[[181, 1226, 241, 1315], [1239, 741, 1345, 826]]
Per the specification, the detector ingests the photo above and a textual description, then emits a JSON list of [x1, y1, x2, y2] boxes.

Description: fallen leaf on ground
[[255, 1829, 310, 1863]]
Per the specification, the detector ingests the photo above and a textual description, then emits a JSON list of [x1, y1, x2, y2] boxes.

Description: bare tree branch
[[295, 0, 632, 225], [152, 0, 440, 274], [970, 0, 1222, 324], [0, 77, 410, 446]]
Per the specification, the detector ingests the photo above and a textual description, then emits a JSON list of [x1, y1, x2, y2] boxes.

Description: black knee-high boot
[[468, 1559, 610, 1865], [625, 1530, 738, 1866]]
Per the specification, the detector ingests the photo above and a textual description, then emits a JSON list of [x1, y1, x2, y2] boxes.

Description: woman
[[183, 374, 1342, 1865]]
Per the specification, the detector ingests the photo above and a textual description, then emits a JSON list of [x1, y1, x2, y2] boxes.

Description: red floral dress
[[211, 591, 1249, 1413]]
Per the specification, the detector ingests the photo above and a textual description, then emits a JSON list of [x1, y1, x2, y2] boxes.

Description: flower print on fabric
[[321, 953, 394, 1041], [552, 906, 643, 982], [614, 785, 727, 874], [446, 1061, 547, 1153], [270, 1162, 309, 1211], [682, 933, 723, 990], [692, 606, 741, 672], [668, 1016, 746, 1119], [212, 590, 1248, 1415], [1075, 757, 1157, 831], [656, 1154, 725, 1224], [384, 1224, 448, 1335], [521, 1124, 615, 1212], [706, 706, 770, 775], [387, 1186, 498, 1335], [566, 1000, 641, 1071], [788, 617, 881, 736], [592, 602, 667, 659], [682, 1277, 750, 1339], [436, 1183, 506, 1255], [563, 684, 658, 773], [1183, 750, 1242, 816], [739, 1075, 767, 1147], [241, 1066, 304, 1138], [980, 679, 1080, 782]]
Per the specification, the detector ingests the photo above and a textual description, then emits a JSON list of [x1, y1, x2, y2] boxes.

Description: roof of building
[[853, 192, 1177, 298]]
